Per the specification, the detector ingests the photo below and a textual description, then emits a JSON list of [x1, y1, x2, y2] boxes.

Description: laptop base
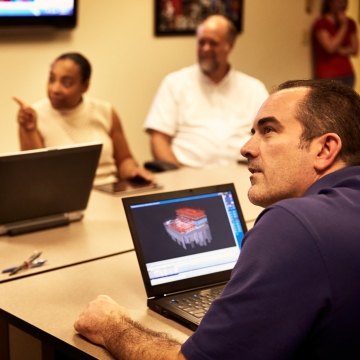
[[148, 283, 225, 331], [148, 299, 199, 331]]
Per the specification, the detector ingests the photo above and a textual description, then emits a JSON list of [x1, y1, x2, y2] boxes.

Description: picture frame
[[155, 0, 243, 36]]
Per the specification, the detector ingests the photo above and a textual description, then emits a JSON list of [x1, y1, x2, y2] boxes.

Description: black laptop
[[122, 183, 247, 330], [0, 143, 101, 236]]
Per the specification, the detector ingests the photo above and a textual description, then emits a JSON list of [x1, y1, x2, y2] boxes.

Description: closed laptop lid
[[122, 183, 247, 299], [0, 142, 101, 230]]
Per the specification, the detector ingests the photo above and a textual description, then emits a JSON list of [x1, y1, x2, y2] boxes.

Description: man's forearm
[[103, 315, 184, 360], [151, 135, 181, 167]]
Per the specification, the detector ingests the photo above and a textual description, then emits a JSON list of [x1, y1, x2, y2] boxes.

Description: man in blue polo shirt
[[74, 79, 360, 360]]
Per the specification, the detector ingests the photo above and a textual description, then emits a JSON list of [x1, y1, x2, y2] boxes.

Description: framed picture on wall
[[155, 0, 243, 36]]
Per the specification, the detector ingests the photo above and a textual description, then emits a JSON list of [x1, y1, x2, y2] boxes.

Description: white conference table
[[0, 163, 263, 359], [0, 162, 261, 284], [0, 251, 193, 360], [0, 188, 133, 284]]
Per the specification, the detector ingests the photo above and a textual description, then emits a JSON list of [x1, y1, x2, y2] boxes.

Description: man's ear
[[314, 133, 342, 171]]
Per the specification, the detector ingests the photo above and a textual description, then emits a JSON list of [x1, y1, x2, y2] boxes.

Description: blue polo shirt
[[182, 166, 360, 360]]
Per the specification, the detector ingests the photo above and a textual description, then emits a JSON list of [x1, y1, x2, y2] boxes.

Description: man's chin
[[248, 188, 269, 208], [199, 61, 217, 75]]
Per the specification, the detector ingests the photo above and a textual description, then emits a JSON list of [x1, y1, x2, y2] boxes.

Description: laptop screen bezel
[[122, 183, 248, 298]]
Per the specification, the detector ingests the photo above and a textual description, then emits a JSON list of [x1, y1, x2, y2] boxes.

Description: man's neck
[[313, 160, 348, 187], [204, 63, 230, 84]]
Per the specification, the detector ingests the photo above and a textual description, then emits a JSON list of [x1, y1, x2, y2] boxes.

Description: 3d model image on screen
[[163, 207, 212, 250]]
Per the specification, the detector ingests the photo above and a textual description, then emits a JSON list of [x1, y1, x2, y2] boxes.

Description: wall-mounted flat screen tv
[[0, 0, 77, 29]]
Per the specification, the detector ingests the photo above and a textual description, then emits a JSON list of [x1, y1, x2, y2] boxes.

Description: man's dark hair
[[277, 79, 360, 165], [55, 52, 92, 83]]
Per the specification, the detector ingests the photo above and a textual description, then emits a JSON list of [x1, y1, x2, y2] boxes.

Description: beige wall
[[0, 0, 356, 163]]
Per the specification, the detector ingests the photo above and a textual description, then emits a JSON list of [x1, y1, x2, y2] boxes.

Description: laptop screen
[[0, 143, 101, 235], [123, 183, 247, 291]]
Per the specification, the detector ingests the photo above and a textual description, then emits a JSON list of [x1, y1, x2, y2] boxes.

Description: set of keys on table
[[2, 251, 47, 276]]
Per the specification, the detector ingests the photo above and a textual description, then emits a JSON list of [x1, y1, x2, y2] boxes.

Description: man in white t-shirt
[[144, 15, 268, 168]]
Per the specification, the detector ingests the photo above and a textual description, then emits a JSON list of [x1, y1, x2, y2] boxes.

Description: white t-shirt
[[144, 64, 268, 167], [33, 97, 118, 185]]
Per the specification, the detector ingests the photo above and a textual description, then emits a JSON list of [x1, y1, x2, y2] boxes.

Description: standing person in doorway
[[312, 0, 358, 87]]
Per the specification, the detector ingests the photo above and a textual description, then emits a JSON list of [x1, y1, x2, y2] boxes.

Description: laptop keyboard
[[169, 285, 224, 319]]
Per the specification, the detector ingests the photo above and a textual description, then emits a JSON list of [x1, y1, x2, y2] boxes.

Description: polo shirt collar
[[305, 166, 360, 196]]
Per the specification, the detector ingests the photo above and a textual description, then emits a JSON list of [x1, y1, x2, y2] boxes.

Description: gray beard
[[199, 58, 219, 75]]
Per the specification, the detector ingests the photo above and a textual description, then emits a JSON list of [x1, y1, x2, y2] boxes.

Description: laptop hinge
[[1, 212, 83, 236], [160, 282, 228, 298]]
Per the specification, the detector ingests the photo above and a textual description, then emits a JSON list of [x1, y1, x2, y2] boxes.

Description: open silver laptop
[[0, 143, 101, 236], [122, 183, 247, 330]]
